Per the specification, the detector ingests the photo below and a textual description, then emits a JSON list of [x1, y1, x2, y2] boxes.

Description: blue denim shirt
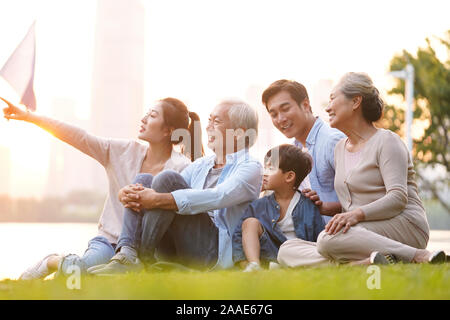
[[171, 148, 263, 269], [294, 117, 345, 222], [232, 191, 325, 263]]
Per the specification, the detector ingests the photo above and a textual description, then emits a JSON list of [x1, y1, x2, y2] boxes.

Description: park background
[[0, 0, 449, 282]]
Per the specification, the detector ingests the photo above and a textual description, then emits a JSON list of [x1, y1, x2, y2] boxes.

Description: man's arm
[[126, 162, 200, 212], [327, 130, 346, 171], [319, 202, 342, 216], [171, 161, 263, 215], [302, 189, 341, 216], [128, 188, 178, 211], [130, 161, 262, 214]]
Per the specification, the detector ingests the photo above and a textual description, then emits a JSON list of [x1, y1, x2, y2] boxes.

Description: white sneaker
[[269, 262, 281, 270], [19, 254, 60, 280], [243, 261, 262, 272]]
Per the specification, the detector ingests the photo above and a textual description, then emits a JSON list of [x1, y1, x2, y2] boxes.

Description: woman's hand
[[325, 209, 365, 235], [1, 97, 31, 121], [118, 183, 145, 212]]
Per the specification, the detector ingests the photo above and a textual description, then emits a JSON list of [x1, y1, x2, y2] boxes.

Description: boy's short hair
[[264, 144, 313, 189]]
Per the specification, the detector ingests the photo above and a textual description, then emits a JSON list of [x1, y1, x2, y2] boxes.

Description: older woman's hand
[[325, 209, 365, 235]]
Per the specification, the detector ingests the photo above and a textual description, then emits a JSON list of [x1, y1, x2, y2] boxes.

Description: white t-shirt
[[277, 191, 301, 240]]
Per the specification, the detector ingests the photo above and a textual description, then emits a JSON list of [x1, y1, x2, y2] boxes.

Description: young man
[[232, 144, 325, 271], [89, 99, 263, 274], [262, 80, 346, 223]]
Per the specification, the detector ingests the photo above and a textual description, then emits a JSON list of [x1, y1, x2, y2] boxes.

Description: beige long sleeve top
[[334, 129, 429, 237], [32, 116, 191, 244]]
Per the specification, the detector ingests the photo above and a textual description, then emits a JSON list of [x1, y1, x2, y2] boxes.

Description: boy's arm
[[232, 202, 257, 266], [172, 161, 263, 215]]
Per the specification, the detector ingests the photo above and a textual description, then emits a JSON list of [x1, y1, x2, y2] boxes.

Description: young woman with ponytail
[[1, 96, 203, 279]]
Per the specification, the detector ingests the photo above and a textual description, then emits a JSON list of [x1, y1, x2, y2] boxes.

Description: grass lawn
[[0, 264, 449, 300]]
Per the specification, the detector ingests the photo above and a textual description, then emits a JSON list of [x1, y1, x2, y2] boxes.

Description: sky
[[0, 0, 449, 198]]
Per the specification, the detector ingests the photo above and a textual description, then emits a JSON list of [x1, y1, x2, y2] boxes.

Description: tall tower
[[89, 0, 145, 191], [90, 0, 145, 139], [45, 98, 93, 196]]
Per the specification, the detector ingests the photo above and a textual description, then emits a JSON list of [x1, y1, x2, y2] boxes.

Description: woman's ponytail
[[159, 97, 204, 162], [187, 111, 204, 161]]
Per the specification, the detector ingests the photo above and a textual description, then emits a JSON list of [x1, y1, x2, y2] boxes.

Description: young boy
[[232, 144, 325, 271]]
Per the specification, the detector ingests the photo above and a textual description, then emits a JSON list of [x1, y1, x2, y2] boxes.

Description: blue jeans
[[116, 173, 155, 252], [58, 236, 116, 275], [122, 171, 219, 269]]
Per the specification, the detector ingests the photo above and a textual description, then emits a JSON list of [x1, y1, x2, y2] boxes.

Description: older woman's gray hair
[[219, 99, 259, 147], [337, 72, 384, 123]]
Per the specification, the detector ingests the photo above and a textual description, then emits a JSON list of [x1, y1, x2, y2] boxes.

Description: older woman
[[278, 72, 446, 266]]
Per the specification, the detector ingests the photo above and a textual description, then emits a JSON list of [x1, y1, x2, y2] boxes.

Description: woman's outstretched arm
[[1, 97, 111, 166]]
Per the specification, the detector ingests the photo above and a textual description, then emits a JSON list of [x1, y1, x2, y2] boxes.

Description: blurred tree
[[381, 30, 450, 213]]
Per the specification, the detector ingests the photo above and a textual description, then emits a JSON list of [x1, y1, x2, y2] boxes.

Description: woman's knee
[[316, 230, 336, 259], [151, 170, 184, 193], [132, 173, 154, 187]]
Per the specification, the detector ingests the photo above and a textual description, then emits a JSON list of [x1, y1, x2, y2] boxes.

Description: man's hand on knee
[[134, 188, 179, 211]]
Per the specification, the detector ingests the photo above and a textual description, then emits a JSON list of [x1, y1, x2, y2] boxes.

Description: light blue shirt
[[294, 117, 346, 222], [171, 148, 263, 269]]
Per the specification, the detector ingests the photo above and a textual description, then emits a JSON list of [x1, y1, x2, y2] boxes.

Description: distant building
[[89, 0, 146, 191], [90, 0, 145, 139], [44, 98, 94, 197], [0, 146, 11, 195]]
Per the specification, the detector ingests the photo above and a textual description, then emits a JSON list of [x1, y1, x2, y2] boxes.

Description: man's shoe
[[88, 253, 143, 276], [429, 251, 446, 264], [370, 251, 397, 265], [85, 263, 108, 274]]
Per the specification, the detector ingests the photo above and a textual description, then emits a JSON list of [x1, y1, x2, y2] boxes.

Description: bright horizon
[[0, 0, 449, 198]]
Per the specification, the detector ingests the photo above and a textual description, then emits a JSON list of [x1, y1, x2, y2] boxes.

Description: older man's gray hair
[[219, 99, 259, 147]]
